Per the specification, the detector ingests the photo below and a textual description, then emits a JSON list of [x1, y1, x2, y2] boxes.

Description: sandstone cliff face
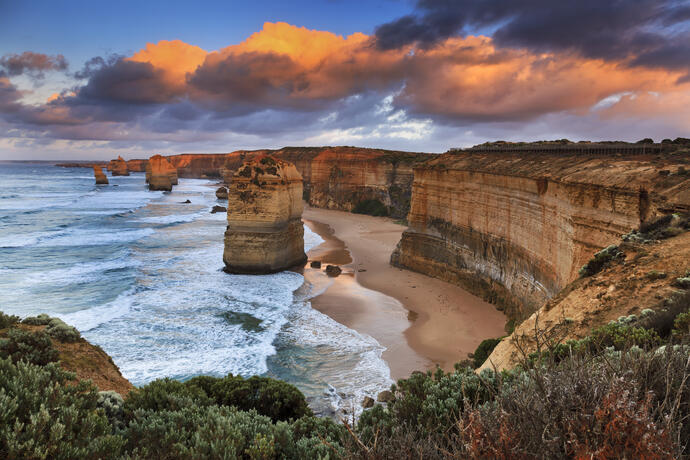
[[109, 156, 129, 176], [110, 148, 430, 217], [125, 159, 148, 172], [147, 155, 177, 191], [482, 222, 690, 371], [93, 165, 108, 185], [223, 157, 306, 274], [392, 151, 690, 320]]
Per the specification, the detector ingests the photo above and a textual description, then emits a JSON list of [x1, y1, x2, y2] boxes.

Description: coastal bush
[[0, 357, 124, 458], [673, 310, 690, 339], [352, 199, 389, 217], [0, 327, 59, 366], [0, 311, 19, 329], [579, 245, 621, 277], [201, 374, 313, 422], [472, 337, 503, 368], [46, 317, 81, 342], [21, 312, 52, 326], [124, 377, 212, 417]]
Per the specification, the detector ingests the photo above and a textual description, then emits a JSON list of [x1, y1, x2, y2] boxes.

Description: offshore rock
[[223, 157, 307, 274], [211, 205, 226, 214], [216, 186, 228, 200], [147, 155, 177, 191], [93, 165, 108, 185], [325, 265, 342, 277], [109, 156, 129, 176]]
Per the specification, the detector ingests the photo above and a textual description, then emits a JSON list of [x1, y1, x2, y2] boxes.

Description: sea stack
[[147, 155, 177, 191], [223, 157, 307, 274], [93, 165, 108, 185], [110, 156, 129, 176]]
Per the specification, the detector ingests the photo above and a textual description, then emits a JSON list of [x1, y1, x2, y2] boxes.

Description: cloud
[[374, 0, 690, 74], [1, 20, 689, 156], [0, 52, 68, 78]]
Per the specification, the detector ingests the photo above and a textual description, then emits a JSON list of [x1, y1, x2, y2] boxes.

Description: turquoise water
[[0, 161, 392, 416]]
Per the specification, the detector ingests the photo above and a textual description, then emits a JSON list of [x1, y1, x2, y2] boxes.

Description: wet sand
[[302, 206, 507, 380]]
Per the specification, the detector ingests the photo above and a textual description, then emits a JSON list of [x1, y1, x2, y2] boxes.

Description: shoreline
[[302, 206, 507, 379]]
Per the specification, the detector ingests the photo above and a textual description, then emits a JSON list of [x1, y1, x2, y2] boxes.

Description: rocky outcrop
[[216, 187, 228, 200], [223, 157, 307, 274], [93, 166, 108, 185], [109, 156, 129, 176], [167, 154, 227, 179], [482, 218, 690, 371], [147, 155, 178, 191], [392, 148, 690, 321]]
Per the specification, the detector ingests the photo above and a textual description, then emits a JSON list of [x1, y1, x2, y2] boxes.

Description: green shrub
[[472, 337, 503, 368], [46, 317, 81, 342], [124, 378, 212, 417], [673, 311, 690, 339], [203, 374, 313, 422], [0, 311, 19, 329], [0, 358, 124, 458], [352, 199, 389, 217], [579, 245, 621, 277], [97, 390, 126, 431], [0, 328, 59, 366], [21, 313, 52, 326]]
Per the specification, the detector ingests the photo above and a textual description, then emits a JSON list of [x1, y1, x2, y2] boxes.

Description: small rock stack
[[93, 165, 108, 185]]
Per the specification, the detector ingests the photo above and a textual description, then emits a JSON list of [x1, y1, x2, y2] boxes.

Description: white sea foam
[[23, 256, 141, 285], [59, 288, 137, 331], [35, 228, 155, 247]]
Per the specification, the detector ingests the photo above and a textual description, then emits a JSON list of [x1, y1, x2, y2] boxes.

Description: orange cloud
[[117, 22, 688, 121]]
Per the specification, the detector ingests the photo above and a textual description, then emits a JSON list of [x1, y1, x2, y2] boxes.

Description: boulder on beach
[[310, 261, 322, 269], [93, 166, 108, 185], [325, 265, 342, 277], [211, 205, 227, 214], [216, 186, 228, 200], [223, 156, 307, 274]]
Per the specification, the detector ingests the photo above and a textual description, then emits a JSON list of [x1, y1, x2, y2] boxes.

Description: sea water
[[0, 162, 392, 416]]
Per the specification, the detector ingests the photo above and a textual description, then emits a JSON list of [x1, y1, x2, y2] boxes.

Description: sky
[[1, 0, 689, 160]]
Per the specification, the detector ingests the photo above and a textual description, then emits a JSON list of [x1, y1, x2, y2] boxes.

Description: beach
[[302, 206, 508, 380]]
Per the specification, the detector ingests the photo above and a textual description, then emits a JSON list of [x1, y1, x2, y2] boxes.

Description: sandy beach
[[302, 206, 507, 380]]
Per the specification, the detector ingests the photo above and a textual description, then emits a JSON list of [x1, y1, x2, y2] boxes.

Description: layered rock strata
[[93, 166, 108, 185], [110, 147, 431, 218], [223, 157, 307, 274], [109, 156, 129, 176], [392, 149, 690, 320], [147, 155, 177, 191]]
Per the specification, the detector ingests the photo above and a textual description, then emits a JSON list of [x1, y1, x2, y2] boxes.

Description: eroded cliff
[[109, 156, 129, 176], [223, 157, 307, 274], [392, 146, 690, 321]]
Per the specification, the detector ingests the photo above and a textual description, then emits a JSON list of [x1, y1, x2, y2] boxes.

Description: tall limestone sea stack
[[93, 165, 108, 185], [147, 155, 178, 191], [110, 156, 129, 176], [223, 157, 307, 274]]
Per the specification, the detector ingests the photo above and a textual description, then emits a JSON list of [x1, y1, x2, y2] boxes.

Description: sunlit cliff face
[[1, 21, 689, 157]]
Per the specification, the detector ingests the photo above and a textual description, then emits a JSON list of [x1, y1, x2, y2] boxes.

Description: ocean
[[0, 161, 392, 416]]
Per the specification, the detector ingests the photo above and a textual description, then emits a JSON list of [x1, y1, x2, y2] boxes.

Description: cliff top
[[233, 156, 303, 184]]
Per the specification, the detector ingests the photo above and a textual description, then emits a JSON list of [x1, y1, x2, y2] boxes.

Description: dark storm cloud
[[0, 52, 68, 78], [375, 0, 690, 71]]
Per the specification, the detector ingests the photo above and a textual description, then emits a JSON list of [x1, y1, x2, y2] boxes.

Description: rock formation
[[93, 166, 108, 185], [216, 186, 228, 200], [147, 155, 178, 191], [391, 145, 690, 321], [109, 156, 129, 176], [109, 147, 432, 218], [481, 216, 690, 372], [125, 159, 148, 172], [223, 157, 307, 274]]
